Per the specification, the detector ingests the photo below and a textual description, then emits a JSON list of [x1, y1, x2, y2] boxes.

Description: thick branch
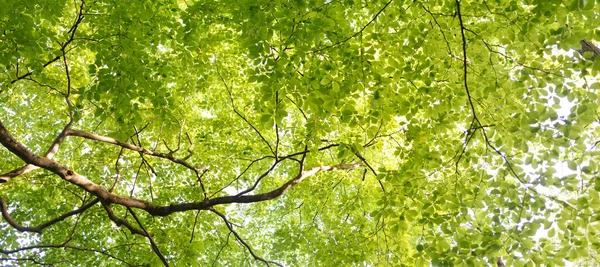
[[101, 203, 148, 237], [148, 163, 365, 216], [0, 120, 72, 183], [577, 39, 600, 61], [0, 120, 363, 217]]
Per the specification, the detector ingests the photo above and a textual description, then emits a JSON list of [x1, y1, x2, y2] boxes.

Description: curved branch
[[211, 232, 231, 267], [235, 160, 279, 196], [0, 119, 72, 183], [66, 129, 207, 172], [211, 155, 272, 198], [0, 120, 364, 217], [0, 257, 53, 266], [0, 197, 98, 233]]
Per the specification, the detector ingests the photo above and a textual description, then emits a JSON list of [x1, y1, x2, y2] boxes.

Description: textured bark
[[577, 39, 600, 61], [0, 120, 362, 217], [0, 121, 72, 183]]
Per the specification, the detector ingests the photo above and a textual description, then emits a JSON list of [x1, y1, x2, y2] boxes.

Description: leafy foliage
[[1, 0, 600, 266]]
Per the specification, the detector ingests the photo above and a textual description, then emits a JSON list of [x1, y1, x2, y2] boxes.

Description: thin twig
[[0, 197, 99, 233], [127, 207, 169, 267], [210, 232, 231, 267], [312, 0, 394, 52], [127, 207, 169, 266], [210, 209, 283, 267], [216, 66, 275, 155]]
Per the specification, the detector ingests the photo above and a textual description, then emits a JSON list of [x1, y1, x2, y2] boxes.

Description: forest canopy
[[1, 0, 600, 266]]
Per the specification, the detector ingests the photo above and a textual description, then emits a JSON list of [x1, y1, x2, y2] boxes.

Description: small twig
[[275, 90, 280, 160], [210, 156, 272, 198], [1, 244, 134, 266], [110, 147, 125, 192], [312, 0, 394, 52], [10, 0, 85, 84], [24, 77, 64, 95], [129, 162, 144, 198], [62, 50, 74, 114], [354, 152, 385, 192], [216, 65, 275, 156], [235, 160, 280, 196], [127, 207, 169, 267], [210, 208, 283, 267], [0, 257, 53, 266], [182, 132, 194, 160], [285, 96, 307, 120], [210, 232, 231, 267], [66, 129, 207, 172], [423, 5, 454, 58], [195, 168, 209, 199], [189, 210, 202, 243]]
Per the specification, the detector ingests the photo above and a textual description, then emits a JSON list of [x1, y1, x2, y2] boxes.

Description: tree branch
[[453, 1, 577, 211], [10, 0, 85, 84], [456, 0, 479, 123], [577, 39, 600, 61], [66, 129, 207, 172], [312, 0, 394, 52], [0, 197, 99, 233], [127, 207, 169, 267], [211, 208, 283, 267], [211, 155, 272, 198], [101, 203, 148, 237], [1, 244, 134, 266], [0, 120, 73, 183], [0, 120, 364, 217], [0, 257, 53, 266], [211, 232, 231, 267], [216, 66, 276, 156]]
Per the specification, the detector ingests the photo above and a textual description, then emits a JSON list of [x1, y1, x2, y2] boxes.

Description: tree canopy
[[1, 0, 600, 266]]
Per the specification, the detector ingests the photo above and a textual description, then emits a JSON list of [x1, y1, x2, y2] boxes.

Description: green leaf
[[567, 160, 578, 171], [592, 57, 600, 75], [2, 1, 599, 265]]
